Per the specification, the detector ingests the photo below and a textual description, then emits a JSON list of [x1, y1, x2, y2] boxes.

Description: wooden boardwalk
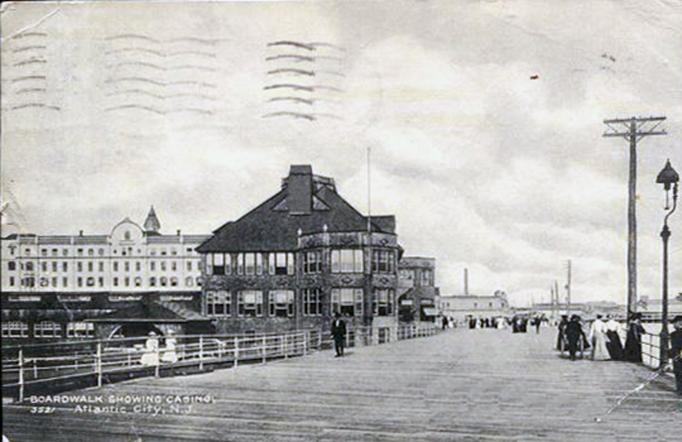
[[3, 328, 680, 441]]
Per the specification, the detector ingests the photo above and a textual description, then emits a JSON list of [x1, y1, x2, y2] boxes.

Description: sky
[[1, 0, 681, 307]]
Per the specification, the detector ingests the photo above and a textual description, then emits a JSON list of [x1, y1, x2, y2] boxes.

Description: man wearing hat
[[331, 312, 346, 357], [670, 315, 682, 395]]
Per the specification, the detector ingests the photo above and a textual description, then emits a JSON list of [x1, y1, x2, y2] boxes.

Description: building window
[[244, 253, 263, 275], [113, 261, 119, 272], [62, 262, 68, 272], [52, 262, 58, 272], [67, 322, 94, 338], [270, 252, 294, 275], [26, 261, 34, 272], [9, 276, 15, 286], [373, 289, 395, 316], [331, 250, 363, 273], [187, 261, 193, 271], [41, 248, 47, 256], [63, 277, 68, 287], [87, 262, 93, 272], [269, 290, 294, 317], [124, 231, 131, 241], [77, 262, 83, 272], [171, 262, 177, 272], [136, 262, 141, 272], [185, 276, 193, 287], [39, 277, 49, 287], [303, 288, 323, 316], [52, 248, 59, 256], [2, 321, 28, 338], [34, 321, 62, 338], [77, 277, 83, 287], [124, 277, 130, 287], [170, 277, 178, 287], [331, 288, 363, 317], [86, 276, 95, 287], [150, 248, 156, 256], [52, 277, 57, 287], [88, 249, 94, 257], [303, 251, 322, 274], [124, 262, 130, 272], [237, 254, 244, 275], [62, 249, 68, 256], [135, 277, 142, 287], [207, 290, 231, 317], [161, 261, 166, 271], [196, 277, 202, 286], [372, 250, 395, 274], [160, 277, 167, 287], [8, 261, 16, 271], [77, 248, 83, 256], [98, 248, 104, 256], [150, 261, 156, 271], [41, 262, 48, 272], [171, 248, 177, 256], [113, 277, 119, 287], [210, 253, 224, 275], [238, 291, 263, 317], [421, 269, 432, 286], [150, 277, 156, 287]]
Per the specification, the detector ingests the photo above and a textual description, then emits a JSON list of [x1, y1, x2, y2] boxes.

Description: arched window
[[170, 277, 178, 287], [124, 231, 131, 240], [150, 277, 156, 287], [160, 277, 168, 287], [185, 277, 193, 287], [134, 277, 142, 287]]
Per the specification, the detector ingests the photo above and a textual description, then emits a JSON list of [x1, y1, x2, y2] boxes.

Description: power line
[[602, 115, 667, 317]]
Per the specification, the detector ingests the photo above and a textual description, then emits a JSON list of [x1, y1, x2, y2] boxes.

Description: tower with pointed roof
[[143, 206, 161, 235]]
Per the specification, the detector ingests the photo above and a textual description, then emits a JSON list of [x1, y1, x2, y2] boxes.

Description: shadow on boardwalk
[[3, 329, 680, 441]]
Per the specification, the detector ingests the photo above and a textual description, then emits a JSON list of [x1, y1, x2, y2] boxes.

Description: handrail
[[2, 323, 442, 402]]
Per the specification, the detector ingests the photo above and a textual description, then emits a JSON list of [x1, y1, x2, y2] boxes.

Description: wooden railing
[[2, 324, 441, 402]]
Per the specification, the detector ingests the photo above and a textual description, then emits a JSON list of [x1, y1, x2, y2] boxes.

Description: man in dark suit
[[565, 315, 587, 361], [331, 312, 346, 357], [670, 315, 682, 395]]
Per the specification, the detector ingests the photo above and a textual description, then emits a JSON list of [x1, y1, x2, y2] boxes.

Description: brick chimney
[[287, 165, 313, 215]]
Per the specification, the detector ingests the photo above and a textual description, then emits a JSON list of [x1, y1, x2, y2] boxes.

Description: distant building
[[397, 256, 440, 322], [441, 291, 510, 322], [637, 295, 682, 321], [197, 165, 402, 336], [0, 207, 210, 341]]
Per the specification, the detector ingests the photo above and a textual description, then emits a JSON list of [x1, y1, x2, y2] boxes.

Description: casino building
[[197, 165, 402, 336], [397, 256, 440, 323], [0, 208, 210, 342]]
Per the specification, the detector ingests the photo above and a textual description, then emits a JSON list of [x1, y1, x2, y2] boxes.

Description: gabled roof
[[197, 166, 396, 253]]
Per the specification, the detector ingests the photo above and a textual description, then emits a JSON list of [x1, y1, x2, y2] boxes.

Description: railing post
[[262, 335, 267, 364], [283, 334, 288, 359], [198, 336, 204, 371], [96, 343, 103, 387], [234, 337, 239, 368], [75, 351, 79, 370], [317, 329, 322, 350], [303, 331, 308, 356], [18, 349, 24, 402], [33, 358, 37, 379]]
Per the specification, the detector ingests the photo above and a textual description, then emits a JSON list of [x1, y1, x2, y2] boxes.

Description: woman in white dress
[[589, 315, 610, 361], [140, 331, 160, 366], [162, 330, 178, 364]]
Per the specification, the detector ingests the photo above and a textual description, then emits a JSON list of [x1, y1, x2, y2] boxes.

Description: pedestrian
[[589, 314, 610, 361], [565, 314, 587, 361], [623, 313, 646, 363], [669, 315, 682, 395], [442, 315, 449, 330], [140, 331, 159, 367], [605, 315, 624, 360], [534, 316, 541, 334], [161, 329, 178, 364], [331, 312, 346, 357], [557, 315, 569, 351]]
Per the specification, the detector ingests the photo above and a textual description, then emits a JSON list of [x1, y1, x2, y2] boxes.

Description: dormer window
[[124, 231, 131, 241]]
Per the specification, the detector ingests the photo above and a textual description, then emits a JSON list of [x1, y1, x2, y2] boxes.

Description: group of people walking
[[556, 313, 648, 362]]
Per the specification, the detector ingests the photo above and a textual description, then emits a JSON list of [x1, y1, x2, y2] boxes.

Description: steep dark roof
[[198, 166, 396, 253]]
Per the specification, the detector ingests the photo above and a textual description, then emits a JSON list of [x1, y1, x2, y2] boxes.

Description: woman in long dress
[[162, 330, 178, 364], [140, 331, 160, 366], [605, 315, 624, 360], [624, 313, 645, 363], [589, 315, 610, 361]]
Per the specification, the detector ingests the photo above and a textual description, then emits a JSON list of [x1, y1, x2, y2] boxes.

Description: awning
[[422, 307, 438, 316]]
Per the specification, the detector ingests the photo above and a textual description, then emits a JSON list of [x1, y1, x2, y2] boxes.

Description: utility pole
[[566, 260, 571, 317], [603, 116, 667, 317], [554, 280, 560, 316]]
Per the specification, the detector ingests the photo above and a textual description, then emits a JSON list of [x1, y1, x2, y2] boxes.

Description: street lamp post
[[656, 159, 679, 370]]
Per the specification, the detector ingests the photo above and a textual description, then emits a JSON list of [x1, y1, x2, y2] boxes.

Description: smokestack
[[464, 268, 469, 295]]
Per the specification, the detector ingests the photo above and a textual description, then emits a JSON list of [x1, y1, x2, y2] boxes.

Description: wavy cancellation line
[[105, 47, 217, 58], [106, 89, 217, 101], [11, 45, 47, 53], [13, 58, 47, 67], [267, 68, 315, 76], [267, 97, 314, 105], [104, 104, 214, 115], [267, 41, 315, 51], [107, 61, 218, 72], [262, 111, 315, 121], [9, 102, 60, 111], [9, 32, 47, 40], [265, 54, 315, 63], [104, 77, 217, 89], [105, 34, 221, 46], [15, 87, 47, 95]]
